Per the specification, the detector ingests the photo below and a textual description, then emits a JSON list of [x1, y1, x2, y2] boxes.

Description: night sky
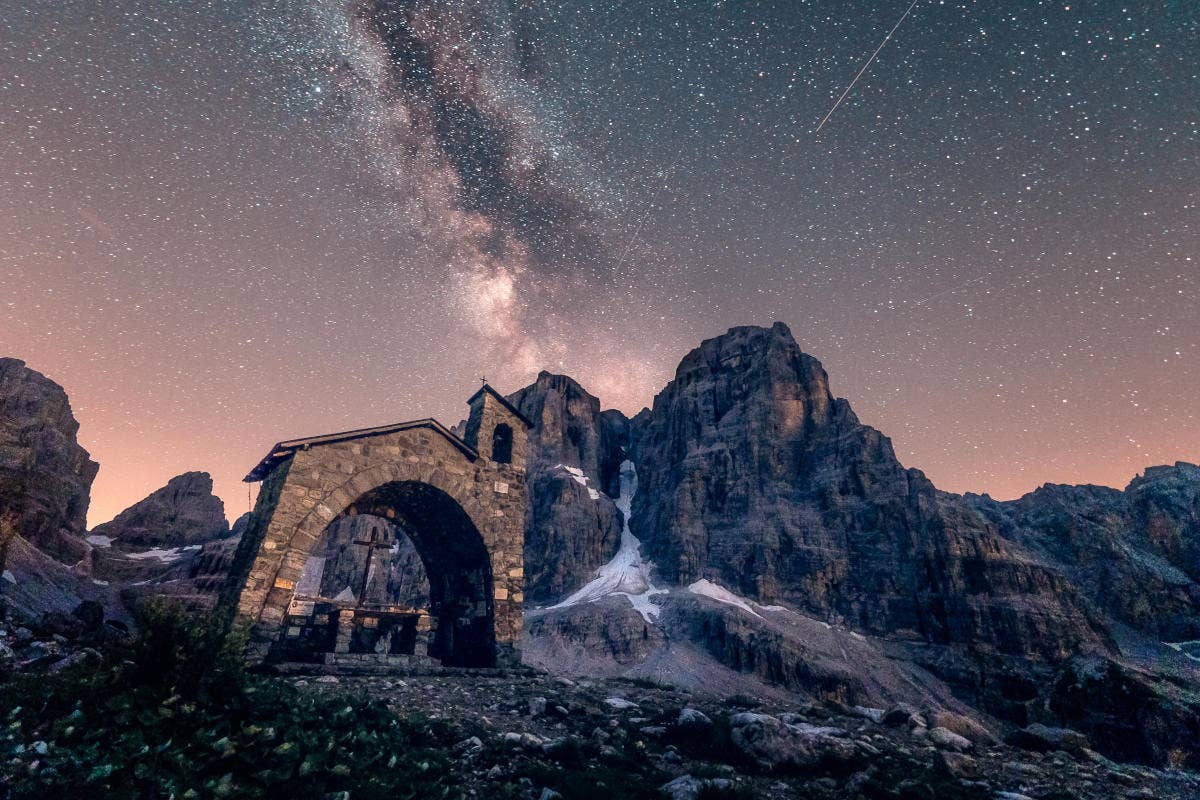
[[2, 0, 1196, 526]]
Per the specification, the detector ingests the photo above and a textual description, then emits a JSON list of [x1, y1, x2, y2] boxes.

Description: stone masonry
[[222, 384, 529, 668]]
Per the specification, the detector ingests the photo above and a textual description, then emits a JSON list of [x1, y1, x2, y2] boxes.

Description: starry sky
[[2, 0, 1196, 526]]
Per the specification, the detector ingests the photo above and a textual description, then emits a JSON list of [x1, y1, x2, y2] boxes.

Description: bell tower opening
[[491, 423, 513, 464]]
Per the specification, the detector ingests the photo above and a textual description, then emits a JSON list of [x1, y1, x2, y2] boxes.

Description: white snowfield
[[686, 578, 786, 618], [549, 460, 667, 623], [1165, 641, 1200, 663], [124, 544, 202, 562], [555, 464, 602, 500], [85, 534, 113, 548]]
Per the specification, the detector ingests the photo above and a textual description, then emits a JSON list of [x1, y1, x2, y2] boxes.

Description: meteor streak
[[815, 0, 920, 134]]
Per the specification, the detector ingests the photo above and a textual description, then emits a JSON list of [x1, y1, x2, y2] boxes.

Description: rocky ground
[[293, 670, 1198, 800]]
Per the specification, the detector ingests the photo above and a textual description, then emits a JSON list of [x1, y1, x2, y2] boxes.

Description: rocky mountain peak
[[629, 323, 1106, 663], [0, 357, 98, 562], [508, 371, 628, 495], [644, 323, 873, 460], [89, 471, 228, 547]]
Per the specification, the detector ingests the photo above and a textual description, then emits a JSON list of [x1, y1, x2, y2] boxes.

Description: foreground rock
[[299, 671, 1200, 800], [0, 358, 98, 562]]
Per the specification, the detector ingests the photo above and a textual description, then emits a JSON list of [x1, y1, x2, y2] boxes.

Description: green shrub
[[126, 599, 248, 697], [0, 604, 465, 799]]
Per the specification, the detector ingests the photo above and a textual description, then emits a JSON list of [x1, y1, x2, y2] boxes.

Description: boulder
[[925, 710, 996, 745], [883, 703, 923, 727], [728, 711, 858, 770], [927, 726, 973, 752], [1008, 723, 1090, 755], [848, 705, 885, 724], [659, 775, 732, 800], [676, 708, 713, 728]]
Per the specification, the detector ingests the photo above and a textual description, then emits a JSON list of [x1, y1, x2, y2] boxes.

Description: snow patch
[[86, 534, 113, 548], [1165, 641, 1200, 663], [687, 579, 765, 618], [604, 697, 639, 710], [555, 464, 602, 500], [549, 460, 666, 622], [686, 579, 793, 618], [124, 544, 202, 562], [2, 570, 15, 584], [92, 579, 110, 586]]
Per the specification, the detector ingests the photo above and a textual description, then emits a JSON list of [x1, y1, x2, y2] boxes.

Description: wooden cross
[[352, 525, 392, 609]]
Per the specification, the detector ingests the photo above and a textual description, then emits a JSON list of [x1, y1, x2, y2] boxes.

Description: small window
[[491, 423, 513, 464]]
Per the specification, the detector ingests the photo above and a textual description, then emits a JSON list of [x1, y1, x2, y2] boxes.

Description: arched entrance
[[222, 384, 531, 670], [275, 482, 495, 667]]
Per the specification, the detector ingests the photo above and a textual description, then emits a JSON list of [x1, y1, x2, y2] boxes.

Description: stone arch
[[225, 413, 528, 670], [338, 480, 495, 666]]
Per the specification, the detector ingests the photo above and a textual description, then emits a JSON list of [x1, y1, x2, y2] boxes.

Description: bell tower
[[463, 383, 531, 470]]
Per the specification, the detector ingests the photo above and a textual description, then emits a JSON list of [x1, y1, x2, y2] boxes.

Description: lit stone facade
[[222, 385, 529, 668]]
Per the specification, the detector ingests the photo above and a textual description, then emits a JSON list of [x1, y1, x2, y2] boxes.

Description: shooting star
[[815, 0, 920, 134]]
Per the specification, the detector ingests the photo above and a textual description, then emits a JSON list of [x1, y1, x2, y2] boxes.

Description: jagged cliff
[[0, 358, 98, 563], [968, 462, 1200, 641], [89, 471, 229, 547], [87, 472, 236, 609], [515, 325, 1200, 766], [508, 372, 629, 602]]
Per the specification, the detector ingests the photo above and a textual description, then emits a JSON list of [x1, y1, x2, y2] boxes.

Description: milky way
[[0, 0, 1196, 524]]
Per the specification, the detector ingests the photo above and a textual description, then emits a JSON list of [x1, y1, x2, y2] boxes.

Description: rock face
[[508, 373, 629, 602], [627, 323, 1107, 662], [524, 588, 979, 713], [89, 471, 229, 547], [509, 372, 628, 495], [0, 358, 98, 562], [968, 463, 1200, 641]]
